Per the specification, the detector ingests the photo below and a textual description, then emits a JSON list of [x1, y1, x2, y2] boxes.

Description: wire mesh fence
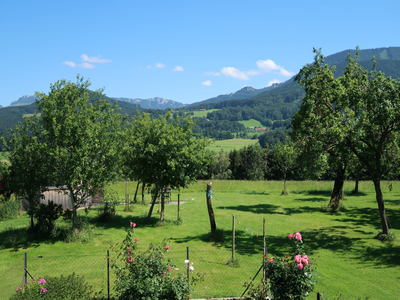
[[0, 247, 265, 299]]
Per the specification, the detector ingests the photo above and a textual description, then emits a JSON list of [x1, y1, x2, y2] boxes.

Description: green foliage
[[10, 273, 94, 300], [266, 232, 317, 300], [111, 225, 201, 300], [32, 200, 64, 237], [64, 218, 94, 243], [98, 189, 120, 223], [0, 197, 19, 220]]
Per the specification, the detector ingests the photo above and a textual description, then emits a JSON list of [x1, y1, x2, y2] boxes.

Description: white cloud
[[62, 61, 76, 67], [146, 66, 152, 69], [156, 63, 165, 68], [202, 80, 212, 86], [246, 69, 261, 76], [221, 67, 249, 80], [80, 62, 95, 69], [267, 79, 282, 87], [173, 66, 184, 71], [81, 54, 111, 63], [204, 71, 221, 76], [256, 59, 294, 77]]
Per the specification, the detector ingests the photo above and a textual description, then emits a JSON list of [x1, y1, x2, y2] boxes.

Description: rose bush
[[111, 222, 201, 300], [267, 231, 317, 299]]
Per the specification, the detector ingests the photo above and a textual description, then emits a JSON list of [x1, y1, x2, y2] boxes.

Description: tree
[[122, 112, 212, 222], [339, 50, 400, 235], [272, 141, 297, 195], [294, 48, 400, 235], [3, 114, 49, 229], [35, 75, 125, 228]]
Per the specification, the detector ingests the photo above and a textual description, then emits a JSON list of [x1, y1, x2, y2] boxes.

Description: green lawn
[[1, 180, 400, 299], [238, 119, 264, 128], [207, 138, 259, 153], [189, 109, 219, 118]]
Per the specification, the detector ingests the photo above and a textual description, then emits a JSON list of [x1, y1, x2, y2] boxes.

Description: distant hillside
[[10, 95, 39, 106], [111, 97, 185, 109], [187, 84, 281, 107]]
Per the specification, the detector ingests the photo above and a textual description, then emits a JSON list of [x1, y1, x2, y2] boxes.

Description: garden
[[1, 180, 399, 299]]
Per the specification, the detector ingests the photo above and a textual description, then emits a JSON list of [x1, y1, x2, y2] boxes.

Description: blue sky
[[1, 0, 399, 107]]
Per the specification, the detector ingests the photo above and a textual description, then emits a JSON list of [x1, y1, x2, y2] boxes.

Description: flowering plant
[[111, 222, 201, 300], [267, 232, 317, 300]]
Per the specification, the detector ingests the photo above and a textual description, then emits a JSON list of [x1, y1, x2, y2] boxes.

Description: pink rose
[[288, 233, 293, 240], [165, 245, 170, 250], [135, 238, 139, 242], [269, 257, 274, 263], [127, 247, 131, 255], [294, 232, 302, 241], [298, 263, 303, 270], [301, 255, 310, 265], [130, 222, 136, 228], [40, 288, 48, 294], [294, 254, 302, 263], [168, 265, 171, 272]]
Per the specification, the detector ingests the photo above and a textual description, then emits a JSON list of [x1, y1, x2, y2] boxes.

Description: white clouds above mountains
[[256, 59, 294, 76], [267, 79, 282, 87], [221, 67, 249, 80], [202, 80, 212, 86], [62, 54, 111, 69]]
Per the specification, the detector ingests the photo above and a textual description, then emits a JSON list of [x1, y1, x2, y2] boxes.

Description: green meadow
[[190, 109, 220, 118], [207, 138, 259, 153], [1, 180, 400, 299], [238, 119, 264, 128]]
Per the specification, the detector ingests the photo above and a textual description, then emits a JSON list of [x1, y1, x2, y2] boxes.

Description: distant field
[[238, 119, 263, 128], [0, 151, 9, 162], [190, 109, 219, 118], [207, 138, 259, 153]]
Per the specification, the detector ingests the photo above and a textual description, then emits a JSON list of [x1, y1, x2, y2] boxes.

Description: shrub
[[0, 197, 19, 220], [111, 222, 201, 300], [64, 218, 93, 243], [98, 189, 120, 222], [266, 231, 317, 299], [33, 200, 64, 237], [10, 273, 93, 299]]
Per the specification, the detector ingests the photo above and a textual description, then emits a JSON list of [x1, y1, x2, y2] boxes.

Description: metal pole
[[24, 252, 27, 285], [187, 247, 189, 284], [107, 250, 110, 300], [178, 194, 180, 220], [232, 215, 235, 262], [317, 292, 321, 300]]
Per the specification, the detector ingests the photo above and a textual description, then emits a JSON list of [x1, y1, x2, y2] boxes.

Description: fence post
[[263, 218, 266, 294], [107, 250, 110, 300], [178, 194, 180, 220], [24, 252, 27, 285], [232, 215, 235, 262], [187, 247, 189, 284], [317, 292, 321, 300]]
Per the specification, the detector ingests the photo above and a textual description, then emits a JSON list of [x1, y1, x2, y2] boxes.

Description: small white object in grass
[[184, 259, 189, 265], [174, 268, 179, 271], [189, 266, 194, 271]]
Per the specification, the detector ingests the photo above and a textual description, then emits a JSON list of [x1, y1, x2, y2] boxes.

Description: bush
[[33, 200, 63, 237], [0, 197, 19, 220], [98, 189, 120, 222], [111, 222, 202, 300], [10, 273, 93, 299], [64, 218, 93, 243]]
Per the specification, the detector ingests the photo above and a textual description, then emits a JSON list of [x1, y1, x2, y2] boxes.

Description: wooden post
[[263, 218, 266, 291], [232, 215, 235, 262], [178, 194, 180, 220], [24, 252, 27, 285], [206, 182, 217, 233], [107, 250, 110, 300], [161, 188, 165, 222]]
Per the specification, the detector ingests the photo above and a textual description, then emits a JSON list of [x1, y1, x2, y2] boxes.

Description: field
[[0, 151, 9, 162], [207, 138, 259, 153], [238, 119, 264, 128], [189, 109, 219, 118], [1, 180, 400, 299]]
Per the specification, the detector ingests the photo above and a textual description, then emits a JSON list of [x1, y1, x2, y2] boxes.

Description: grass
[[0, 180, 400, 299], [207, 138, 259, 153], [0, 151, 9, 162], [238, 119, 264, 128], [189, 109, 220, 118]]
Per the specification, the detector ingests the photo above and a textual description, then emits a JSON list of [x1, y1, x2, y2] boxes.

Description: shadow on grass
[[294, 197, 327, 202], [91, 213, 160, 230], [292, 190, 332, 197], [172, 228, 264, 256], [242, 191, 270, 195], [217, 204, 284, 215]]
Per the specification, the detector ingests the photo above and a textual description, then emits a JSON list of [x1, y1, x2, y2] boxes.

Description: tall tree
[[3, 114, 49, 229], [272, 141, 297, 195], [35, 75, 125, 228], [122, 112, 212, 221]]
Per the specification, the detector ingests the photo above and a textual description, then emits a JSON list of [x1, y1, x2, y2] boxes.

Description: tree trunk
[[141, 182, 145, 203], [373, 180, 390, 235], [354, 170, 359, 194], [147, 185, 159, 219], [206, 182, 217, 233], [327, 167, 345, 210], [133, 180, 140, 203], [160, 187, 165, 222], [283, 173, 287, 195]]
